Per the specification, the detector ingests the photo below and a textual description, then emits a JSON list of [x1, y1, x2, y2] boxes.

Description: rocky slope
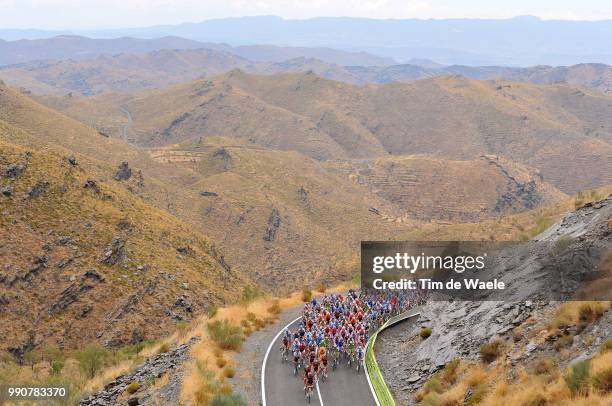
[[79, 337, 200, 406], [376, 196, 612, 405], [0, 110, 246, 352]]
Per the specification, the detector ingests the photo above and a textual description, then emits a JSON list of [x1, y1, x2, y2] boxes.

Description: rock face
[[4, 162, 26, 178], [100, 235, 126, 265], [79, 337, 199, 406], [376, 196, 612, 404], [27, 181, 49, 198], [115, 161, 132, 181], [263, 208, 281, 242]]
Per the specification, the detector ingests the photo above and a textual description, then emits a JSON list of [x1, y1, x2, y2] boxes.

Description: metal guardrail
[[364, 309, 421, 406]]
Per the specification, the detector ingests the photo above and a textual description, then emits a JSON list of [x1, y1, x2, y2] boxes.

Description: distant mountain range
[[0, 35, 392, 67], [2, 16, 612, 66], [2, 47, 610, 96]]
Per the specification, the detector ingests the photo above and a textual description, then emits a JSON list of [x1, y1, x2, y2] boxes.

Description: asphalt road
[[262, 317, 376, 406]]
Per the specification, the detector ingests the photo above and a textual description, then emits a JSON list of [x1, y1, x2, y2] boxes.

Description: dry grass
[[414, 310, 612, 406], [549, 302, 610, 331], [480, 340, 504, 363]]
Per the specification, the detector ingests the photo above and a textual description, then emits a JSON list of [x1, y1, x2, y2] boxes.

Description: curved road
[[120, 107, 133, 142], [262, 317, 376, 406]]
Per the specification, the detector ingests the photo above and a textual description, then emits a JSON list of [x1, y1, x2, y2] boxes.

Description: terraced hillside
[[44, 71, 612, 194], [327, 155, 566, 221]]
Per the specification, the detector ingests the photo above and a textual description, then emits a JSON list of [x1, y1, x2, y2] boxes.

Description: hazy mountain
[[77, 15, 612, 66], [0, 35, 207, 66], [0, 35, 393, 67], [0, 48, 255, 95]]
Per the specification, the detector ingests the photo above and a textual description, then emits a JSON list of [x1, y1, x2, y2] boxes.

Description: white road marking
[[261, 315, 302, 406], [316, 379, 324, 406]]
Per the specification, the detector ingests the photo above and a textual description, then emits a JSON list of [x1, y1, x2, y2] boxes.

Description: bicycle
[[305, 384, 314, 403], [280, 344, 288, 362]]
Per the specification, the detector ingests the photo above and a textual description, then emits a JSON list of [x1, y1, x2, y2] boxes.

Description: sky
[[1, 0, 612, 30]]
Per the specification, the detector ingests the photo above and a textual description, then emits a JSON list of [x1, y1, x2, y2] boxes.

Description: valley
[[0, 17, 611, 406]]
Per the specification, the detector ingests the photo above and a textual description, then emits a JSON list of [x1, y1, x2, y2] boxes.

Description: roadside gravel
[[233, 306, 302, 405]]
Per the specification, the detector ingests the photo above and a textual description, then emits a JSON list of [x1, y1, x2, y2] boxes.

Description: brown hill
[[0, 76, 597, 356], [52, 71, 611, 194], [327, 154, 566, 221], [444, 63, 612, 95], [0, 122, 245, 352]]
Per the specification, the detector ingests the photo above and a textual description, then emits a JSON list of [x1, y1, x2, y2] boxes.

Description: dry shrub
[[578, 302, 605, 322], [267, 301, 281, 315], [301, 288, 312, 303], [591, 367, 612, 393], [246, 312, 256, 322], [480, 340, 502, 363], [126, 381, 141, 394], [600, 339, 612, 354], [317, 284, 327, 293], [512, 327, 523, 343], [441, 359, 461, 385], [207, 320, 242, 351], [223, 365, 235, 378], [532, 358, 555, 376], [420, 327, 433, 339], [252, 318, 266, 330], [464, 365, 488, 387], [555, 334, 574, 351], [522, 391, 547, 406], [215, 357, 227, 369], [243, 327, 252, 337]]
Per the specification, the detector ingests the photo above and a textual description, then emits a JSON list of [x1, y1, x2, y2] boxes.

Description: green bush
[[207, 320, 243, 351], [126, 381, 141, 394], [564, 360, 591, 395], [211, 392, 247, 406], [50, 360, 65, 375], [554, 235, 576, 254], [157, 343, 170, 354], [76, 344, 109, 378], [419, 327, 432, 339], [207, 305, 219, 319], [116, 343, 146, 360], [241, 285, 260, 302]]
